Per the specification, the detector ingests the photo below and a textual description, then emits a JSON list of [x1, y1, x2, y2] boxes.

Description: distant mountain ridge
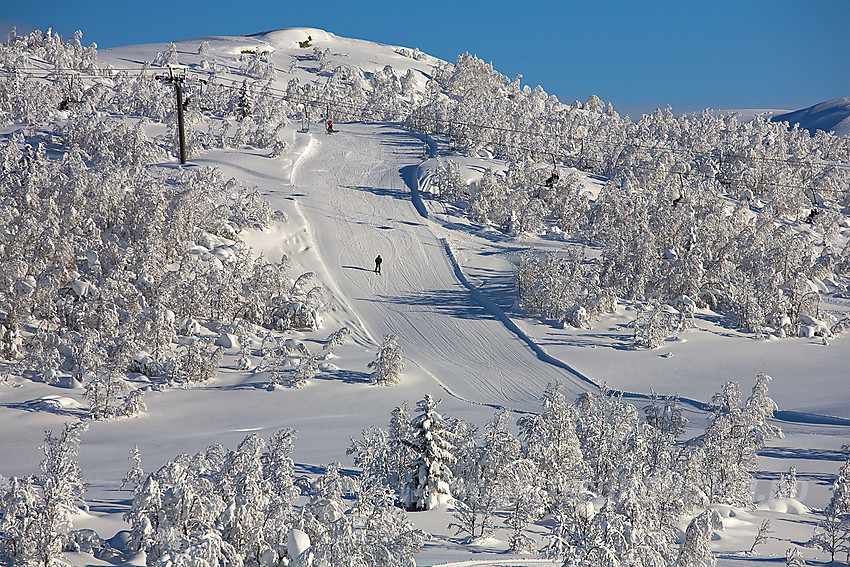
[[771, 97, 850, 137]]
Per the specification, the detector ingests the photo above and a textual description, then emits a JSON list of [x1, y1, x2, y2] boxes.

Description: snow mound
[[772, 97, 850, 137], [31, 395, 83, 411], [215, 333, 239, 349], [250, 28, 335, 48], [755, 497, 810, 514]]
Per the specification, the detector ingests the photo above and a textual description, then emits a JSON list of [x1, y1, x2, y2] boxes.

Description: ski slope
[[280, 123, 594, 412]]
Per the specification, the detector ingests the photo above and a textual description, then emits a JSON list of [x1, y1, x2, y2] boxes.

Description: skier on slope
[[374, 255, 382, 274]]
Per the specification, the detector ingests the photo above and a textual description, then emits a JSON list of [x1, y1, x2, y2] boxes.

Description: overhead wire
[[2, 63, 850, 196]]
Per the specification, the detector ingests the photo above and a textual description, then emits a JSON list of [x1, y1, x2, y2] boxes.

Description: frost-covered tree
[[430, 158, 468, 202], [368, 334, 405, 386], [85, 366, 146, 420], [0, 422, 87, 567], [786, 547, 806, 567], [748, 519, 773, 554], [830, 452, 850, 515], [400, 394, 456, 510], [696, 374, 783, 506], [811, 452, 850, 562], [306, 472, 425, 567], [322, 326, 350, 354], [810, 502, 849, 563], [152, 42, 179, 67], [449, 416, 503, 541], [348, 402, 415, 492], [167, 339, 222, 384], [774, 466, 798, 499], [0, 475, 42, 564], [678, 508, 723, 567], [124, 429, 299, 567], [503, 457, 544, 553], [518, 383, 583, 513], [289, 352, 319, 389]]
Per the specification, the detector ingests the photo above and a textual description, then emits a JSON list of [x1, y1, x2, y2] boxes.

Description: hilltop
[[772, 97, 850, 137]]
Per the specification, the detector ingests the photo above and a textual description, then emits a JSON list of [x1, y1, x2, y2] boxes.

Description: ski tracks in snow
[[289, 124, 596, 413]]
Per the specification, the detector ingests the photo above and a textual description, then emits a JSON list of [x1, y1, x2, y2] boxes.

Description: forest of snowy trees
[[348, 376, 800, 567], [416, 54, 850, 342], [1, 27, 850, 567]]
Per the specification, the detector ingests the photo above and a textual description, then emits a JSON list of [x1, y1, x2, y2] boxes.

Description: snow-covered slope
[[98, 26, 440, 102], [771, 97, 850, 136], [2, 27, 850, 567]]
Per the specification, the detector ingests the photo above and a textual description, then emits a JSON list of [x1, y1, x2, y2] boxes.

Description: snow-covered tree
[[449, 416, 502, 541], [124, 429, 300, 567], [811, 451, 850, 562], [85, 366, 146, 420], [348, 402, 415, 493], [695, 374, 783, 506], [152, 42, 179, 67], [810, 502, 849, 563], [786, 546, 806, 567], [517, 383, 583, 513], [774, 466, 798, 499], [369, 334, 405, 386], [431, 158, 468, 202], [678, 508, 723, 567], [400, 394, 456, 510], [748, 519, 773, 554], [0, 422, 87, 567], [289, 352, 319, 389]]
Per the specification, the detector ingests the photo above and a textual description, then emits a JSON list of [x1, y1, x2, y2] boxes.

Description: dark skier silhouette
[[374, 255, 382, 274]]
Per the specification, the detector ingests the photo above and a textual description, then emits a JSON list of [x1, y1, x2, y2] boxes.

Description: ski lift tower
[[156, 65, 188, 164]]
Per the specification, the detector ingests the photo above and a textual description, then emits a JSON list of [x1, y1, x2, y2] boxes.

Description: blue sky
[[3, 0, 848, 118]]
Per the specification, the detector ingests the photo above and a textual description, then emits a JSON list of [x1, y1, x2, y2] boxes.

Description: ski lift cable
[[3, 66, 850, 195], [7, 64, 846, 170], [9, 62, 849, 168]]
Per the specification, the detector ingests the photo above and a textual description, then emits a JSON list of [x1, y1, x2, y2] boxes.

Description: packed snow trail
[[288, 123, 592, 412]]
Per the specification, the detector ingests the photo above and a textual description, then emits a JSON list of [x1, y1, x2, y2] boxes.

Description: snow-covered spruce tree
[[400, 394, 456, 510], [369, 334, 405, 386]]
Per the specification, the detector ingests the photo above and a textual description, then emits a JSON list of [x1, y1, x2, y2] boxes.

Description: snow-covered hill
[[1, 27, 849, 567], [771, 97, 850, 136]]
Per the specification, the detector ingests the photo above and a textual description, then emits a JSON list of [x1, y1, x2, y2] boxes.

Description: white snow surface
[[1, 28, 849, 567], [772, 97, 850, 137]]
